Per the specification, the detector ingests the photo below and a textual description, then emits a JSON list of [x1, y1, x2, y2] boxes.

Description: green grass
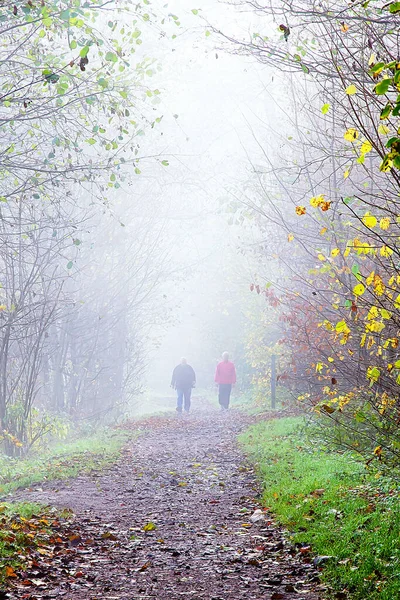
[[239, 417, 400, 600], [0, 427, 134, 495]]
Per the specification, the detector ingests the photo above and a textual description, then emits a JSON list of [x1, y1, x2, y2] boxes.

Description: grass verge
[[239, 417, 400, 600], [0, 427, 134, 496]]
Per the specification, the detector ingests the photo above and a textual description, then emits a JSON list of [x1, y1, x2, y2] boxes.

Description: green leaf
[[161, 160, 169, 166], [380, 104, 392, 120], [191, 8, 199, 14], [321, 103, 330, 114], [67, 261, 73, 269], [386, 136, 399, 148], [389, 1, 400, 12], [44, 73, 59, 84], [374, 78, 391, 95], [86, 138, 96, 145], [392, 103, 400, 117], [80, 46, 90, 58], [370, 62, 385, 74], [73, 239, 81, 246], [70, 40, 77, 49], [105, 52, 118, 62], [351, 264, 362, 281]]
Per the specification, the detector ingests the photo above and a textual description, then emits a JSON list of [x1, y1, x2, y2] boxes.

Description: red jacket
[[215, 361, 236, 385]]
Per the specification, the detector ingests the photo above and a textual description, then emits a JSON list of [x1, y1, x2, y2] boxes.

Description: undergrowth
[[239, 417, 400, 600], [0, 428, 133, 495]]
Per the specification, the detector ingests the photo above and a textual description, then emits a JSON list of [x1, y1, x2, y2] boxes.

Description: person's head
[[222, 351, 229, 362], [181, 357, 187, 365]]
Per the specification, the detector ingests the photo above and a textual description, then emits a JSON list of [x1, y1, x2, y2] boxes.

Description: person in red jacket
[[214, 351, 236, 410]]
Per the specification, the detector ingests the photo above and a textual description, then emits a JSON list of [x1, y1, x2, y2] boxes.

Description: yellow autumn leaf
[[360, 140, 372, 155], [353, 283, 365, 296], [317, 253, 326, 261], [368, 53, 376, 66], [345, 84, 357, 95], [367, 306, 379, 320], [380, 308, 391, 319], [373, 275, 385, 296], [320, 227, 327, 235], [344, 128, 358, 141], [378, 124, 390, 135], [310, 194, 325, 207], [288, 233, 294, 242], [331, 248, 340, 257], [362, 212, 377, 228], [344, 247, 351, 257], [380, 217, 390, 230], [344, 169, 350, 179], [380, 245, 393, 257], [380, 158, 393, 172], [295, 206, 306, 215], [366, 271, 375, 285]]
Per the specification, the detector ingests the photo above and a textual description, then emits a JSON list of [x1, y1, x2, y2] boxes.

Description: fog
[[134, 1, 283, 401], [1, 0, 392, 454]]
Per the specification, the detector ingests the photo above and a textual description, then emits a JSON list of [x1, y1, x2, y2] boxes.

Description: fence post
[[271, 354, 276, 409]]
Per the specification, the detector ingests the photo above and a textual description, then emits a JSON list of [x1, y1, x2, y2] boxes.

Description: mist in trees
[[1, 0, 399, 469]]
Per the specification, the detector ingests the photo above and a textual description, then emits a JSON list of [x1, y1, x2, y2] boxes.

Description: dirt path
[[6, 410, 324, 600]]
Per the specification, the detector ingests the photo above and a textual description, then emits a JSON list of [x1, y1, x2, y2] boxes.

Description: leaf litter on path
[[5, 409, 326, 599]]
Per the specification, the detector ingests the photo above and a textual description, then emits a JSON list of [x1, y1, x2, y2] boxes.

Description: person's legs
[[225, 384, 232, 409], [176, 388, 184, 412], [183, 387, 192, 412], [219, 384, 230, 410]]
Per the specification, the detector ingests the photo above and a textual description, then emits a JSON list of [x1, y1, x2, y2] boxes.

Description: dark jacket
[[171, 364, 196, 389]]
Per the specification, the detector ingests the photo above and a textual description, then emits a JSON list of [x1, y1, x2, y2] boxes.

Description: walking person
[[215, 351, 236, 410], [171, 358, 196, 414]]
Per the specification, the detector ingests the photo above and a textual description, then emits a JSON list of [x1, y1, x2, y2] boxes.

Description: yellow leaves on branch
[[345, 84, 357, 95], [378, 124, 390, 135], [309, 194, 331, 211], [331, 248, 340, 257], [362, 212, 377, 228], [380, 245, 393, 257], [380, 217, 390, 230], [360, 140, 372, 155], [365, 272, 385, 296], [353, 283, 365, 296], [335, 320, 351, 344], [295, 206, 306, 215], [344, 128, 358, 141], [367, 366, 380, 383]]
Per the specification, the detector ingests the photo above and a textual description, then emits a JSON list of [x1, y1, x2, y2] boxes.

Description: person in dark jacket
[[171, 358, 196, 413]]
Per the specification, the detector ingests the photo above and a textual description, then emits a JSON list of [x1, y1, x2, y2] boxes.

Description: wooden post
[[271, 354, 276, 409]]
